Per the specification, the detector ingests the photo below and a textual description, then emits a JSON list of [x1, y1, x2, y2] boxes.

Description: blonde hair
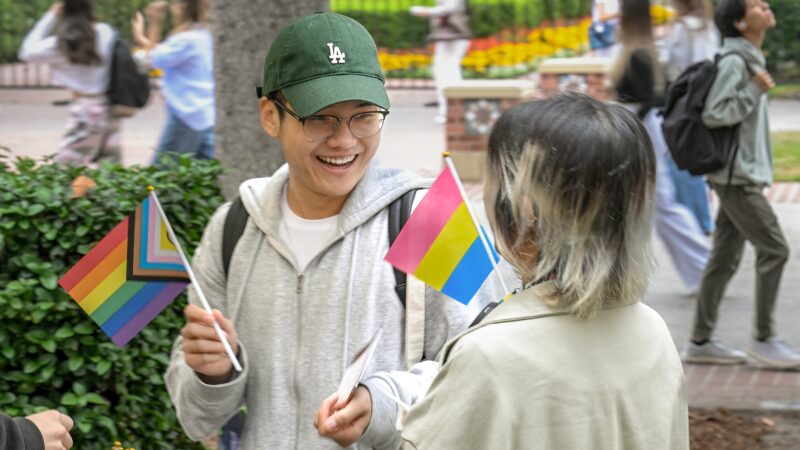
[[485, 93, 656, 318]]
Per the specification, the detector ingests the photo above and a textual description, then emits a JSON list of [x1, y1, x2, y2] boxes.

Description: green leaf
[[84, 393, 108, 405], [67, 356, 84, 372], [1, 347, 15, 359], [41, 339, 56, 353], [39, 273, 58, 290], [73, 382, 87, 396], [76, 420, 92, 434], [74, 323, 94, 335], [75, 224, 90, 237], [39, 365, 56, 382], [55, 327, 74, 339], [60, 393, 79, 406], [95, 360, 112, 376], [27, 204, 45, 216]]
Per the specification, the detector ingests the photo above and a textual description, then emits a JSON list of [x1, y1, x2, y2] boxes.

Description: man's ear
[[260, 97, 280, 138], [736, 20, 748, 31]]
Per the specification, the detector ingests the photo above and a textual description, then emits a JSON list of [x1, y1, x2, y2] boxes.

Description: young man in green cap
[[164, 12, 499, 449]]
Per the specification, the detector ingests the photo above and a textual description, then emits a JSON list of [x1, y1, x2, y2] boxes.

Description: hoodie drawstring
[[342, 227, 360, 373], [230, 233, 264, 324]]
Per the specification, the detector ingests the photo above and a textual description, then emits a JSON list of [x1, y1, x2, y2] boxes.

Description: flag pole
[[442, 152, 510, 296], [147, 187, 243, 372]]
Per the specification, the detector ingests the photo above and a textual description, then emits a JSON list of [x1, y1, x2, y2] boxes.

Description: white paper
[[335, 328, 383, 407]]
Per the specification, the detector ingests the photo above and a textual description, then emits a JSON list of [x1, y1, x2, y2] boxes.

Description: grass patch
[[769, 83, 800, 100], [773, 131, 800, 182]]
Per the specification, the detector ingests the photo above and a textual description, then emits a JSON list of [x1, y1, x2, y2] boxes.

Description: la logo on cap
[[327, 43, 345, 64]]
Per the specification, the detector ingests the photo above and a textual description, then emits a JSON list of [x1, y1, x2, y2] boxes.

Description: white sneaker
[[683, 338, 747, 364], [746, 338, 800, 369]]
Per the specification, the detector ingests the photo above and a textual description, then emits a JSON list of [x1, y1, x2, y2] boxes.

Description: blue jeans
[[667, 157, 714, 235], [152, 108, 215, 164]]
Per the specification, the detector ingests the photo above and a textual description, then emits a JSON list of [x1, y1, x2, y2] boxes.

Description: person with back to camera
[[399, 93, 689, 449], [18, 0, 120, 167], [611, 0, 710, 296], [132, 0, 215, 162], [684, 0, 800, 369], [663, 0, 720, 236]]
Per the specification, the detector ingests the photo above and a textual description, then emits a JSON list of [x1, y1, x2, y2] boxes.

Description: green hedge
[[0, 153, 225, 449], [762, 0, 800, 79]]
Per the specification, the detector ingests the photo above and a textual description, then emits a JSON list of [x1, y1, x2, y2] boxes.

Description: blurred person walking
[[664, 0, 720, 235], [18, 0, 120, 167], [410, 0, 472, 124], [589, 0, 621, 56], [684, 0, 800, 369], [611, 0, 710, 294], [132, 0, 215, 163]]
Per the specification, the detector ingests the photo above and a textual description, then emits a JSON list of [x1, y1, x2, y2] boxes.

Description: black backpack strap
[[388, 189, 419, 308], [222, 196, 249, 278]]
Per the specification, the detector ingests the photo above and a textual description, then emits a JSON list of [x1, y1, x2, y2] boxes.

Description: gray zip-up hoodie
[[702, 37, 772, 187], [165, 161, 499, 449]]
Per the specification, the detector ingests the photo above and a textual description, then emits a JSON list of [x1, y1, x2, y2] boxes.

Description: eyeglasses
[[270, 97, 389, 143]]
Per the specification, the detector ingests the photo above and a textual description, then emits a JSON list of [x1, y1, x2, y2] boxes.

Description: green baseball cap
[[260, 12, 390, 118]]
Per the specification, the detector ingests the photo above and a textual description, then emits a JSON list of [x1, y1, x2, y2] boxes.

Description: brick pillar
[[444, 80, 538, 181]]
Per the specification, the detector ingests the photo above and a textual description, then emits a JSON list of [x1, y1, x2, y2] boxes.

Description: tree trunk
[[211, 0, 328, 199]]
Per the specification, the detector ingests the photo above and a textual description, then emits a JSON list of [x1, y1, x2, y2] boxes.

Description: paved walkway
[[1, 87, 799, 411]]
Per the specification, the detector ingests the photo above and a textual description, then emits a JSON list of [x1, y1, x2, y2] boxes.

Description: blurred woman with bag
[[611, 0, 710, 294], [19, 0, 121, 167], [664, 0, 720, 235]]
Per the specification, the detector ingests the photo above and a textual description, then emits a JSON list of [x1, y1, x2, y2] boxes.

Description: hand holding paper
[[335, 328, 382, 408]]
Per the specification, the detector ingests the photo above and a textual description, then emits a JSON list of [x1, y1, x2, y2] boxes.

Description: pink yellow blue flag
[[58, 196, 189, 346], [385, 165, 499, 304]]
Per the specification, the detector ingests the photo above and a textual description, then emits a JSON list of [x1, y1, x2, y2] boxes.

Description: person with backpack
[[663, 0, 719, 236], [684, 0, 800, 368], [163, 13, 500, 449], [18, 0, 120, 167], [131, 0, 214, 162], [611, 0, 710, 295]]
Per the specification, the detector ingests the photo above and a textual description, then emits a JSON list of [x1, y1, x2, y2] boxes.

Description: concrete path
[[1, 87, 799, 410]]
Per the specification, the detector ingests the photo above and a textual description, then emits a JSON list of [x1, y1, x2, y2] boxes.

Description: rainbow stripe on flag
[[385, 166, 499, 304], [58, 196, 189, 346]]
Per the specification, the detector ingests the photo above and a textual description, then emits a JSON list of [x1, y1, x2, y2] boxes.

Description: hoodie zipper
[[293, 271, 303, 450], [266, 233, 346, 449]]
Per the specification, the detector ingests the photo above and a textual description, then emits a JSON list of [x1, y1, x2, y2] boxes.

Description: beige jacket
[[401, 282, 689, 450]]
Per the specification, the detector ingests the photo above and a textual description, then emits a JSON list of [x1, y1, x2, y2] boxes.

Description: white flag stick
[[443, 153, 510, 296], [148, 188, 243, 372]]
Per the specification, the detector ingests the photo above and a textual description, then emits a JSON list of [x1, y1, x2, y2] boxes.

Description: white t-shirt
[[279, 190, 340, 272]]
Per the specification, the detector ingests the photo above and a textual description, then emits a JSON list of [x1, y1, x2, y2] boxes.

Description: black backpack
[[107, 34, 150, 118], [661, 52, 754, 177]]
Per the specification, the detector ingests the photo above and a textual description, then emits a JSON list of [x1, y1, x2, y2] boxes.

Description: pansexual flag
[[58, 196, 189, 346], [385, 166, 499, 304]]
